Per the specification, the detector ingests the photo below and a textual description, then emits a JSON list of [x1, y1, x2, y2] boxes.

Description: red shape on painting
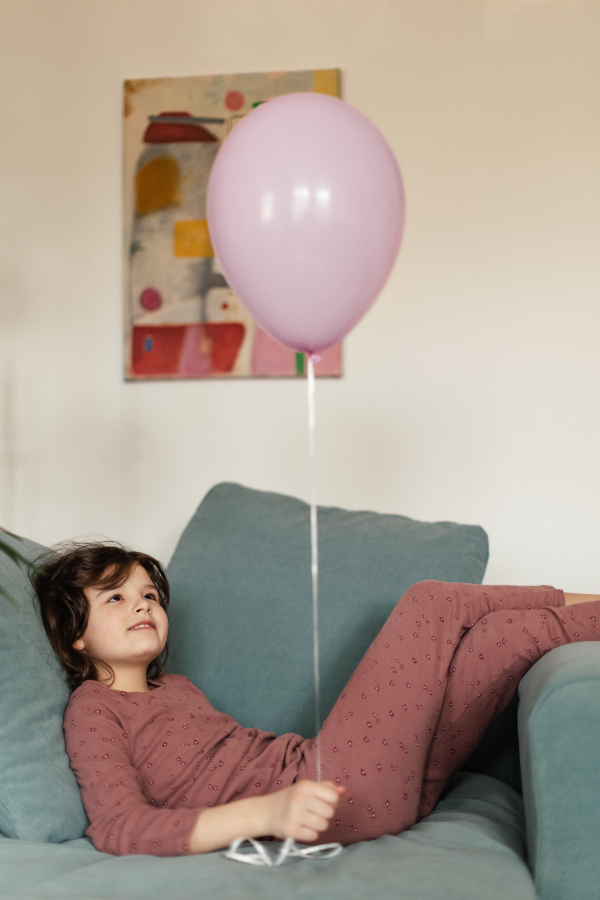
[[144, 112, 218, 143], [225, 91, 245, 112], [131, 326, 187, 376], [131, 323, 245, 377], [139, 288, 163, 311], [205, 323, 245, 372]]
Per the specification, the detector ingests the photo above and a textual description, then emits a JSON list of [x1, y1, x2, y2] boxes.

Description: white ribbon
[[224, 357, 341, 870], [223, 836, 343, 867]]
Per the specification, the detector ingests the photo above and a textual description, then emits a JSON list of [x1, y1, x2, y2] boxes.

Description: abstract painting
[[123, 69, 343, 380]]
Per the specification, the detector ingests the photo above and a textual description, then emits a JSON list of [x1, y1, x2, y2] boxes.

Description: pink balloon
[[207, 93, 405, 354]]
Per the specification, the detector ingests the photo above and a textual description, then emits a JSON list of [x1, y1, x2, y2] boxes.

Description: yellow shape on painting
[[136, 156, 180, 215], [173, 220, 214, 257], [313, 69, 341, 97]]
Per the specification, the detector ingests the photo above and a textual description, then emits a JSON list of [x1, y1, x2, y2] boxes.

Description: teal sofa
[[0, 482, 596, 900]]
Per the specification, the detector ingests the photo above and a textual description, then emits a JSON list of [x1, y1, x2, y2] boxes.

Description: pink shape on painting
[[139, 288, 163, 311], [313, 343, 341, 376], [252, 327, 295, 376], [177, 323, 245, 375], [225, 91, 245, 111], [251, 327, 341, 377], [178, 325, 212, 376]]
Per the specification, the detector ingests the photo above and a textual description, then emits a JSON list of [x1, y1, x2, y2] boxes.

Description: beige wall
[[0, 0, 598, 588]]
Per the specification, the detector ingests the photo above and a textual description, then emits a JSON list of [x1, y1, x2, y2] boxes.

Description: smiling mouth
[[129, 624, 156, 631]]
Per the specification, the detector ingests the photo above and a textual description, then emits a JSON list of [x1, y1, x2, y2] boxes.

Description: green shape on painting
[[295, 352, 305, 376]]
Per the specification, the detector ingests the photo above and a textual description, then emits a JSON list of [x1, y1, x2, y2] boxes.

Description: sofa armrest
[[518, 642, 600, 900]]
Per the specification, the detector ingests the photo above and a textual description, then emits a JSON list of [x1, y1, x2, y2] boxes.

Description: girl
[[34, 541, 600, 857]]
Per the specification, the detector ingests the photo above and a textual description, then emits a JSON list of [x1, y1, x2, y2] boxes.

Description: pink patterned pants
[[297, 580, 599, 844]]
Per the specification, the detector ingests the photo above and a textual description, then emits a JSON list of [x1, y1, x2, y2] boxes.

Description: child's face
[[73, 563, 169, 682]]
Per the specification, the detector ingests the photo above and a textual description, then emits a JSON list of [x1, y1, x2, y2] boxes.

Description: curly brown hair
[[31, 541, 169, 690]]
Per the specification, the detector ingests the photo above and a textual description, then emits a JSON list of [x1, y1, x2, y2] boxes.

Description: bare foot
[[564, 593, 600, 606]]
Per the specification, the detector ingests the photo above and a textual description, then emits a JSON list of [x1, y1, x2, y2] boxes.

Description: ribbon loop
[[223, 837, 343, 866]]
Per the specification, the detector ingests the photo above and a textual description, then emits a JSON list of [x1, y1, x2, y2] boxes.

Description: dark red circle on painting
[[139, 288, 163, 311], [225, 91, 245, 111]]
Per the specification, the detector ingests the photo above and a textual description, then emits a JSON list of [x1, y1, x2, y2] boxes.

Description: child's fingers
[[320, 780, 346, 797], [289, 782, 341, 832], [302, 795, 338, 822], [299, 810, 330, 835], [294, 824, 320, 842], [301, 780, 342, 806]]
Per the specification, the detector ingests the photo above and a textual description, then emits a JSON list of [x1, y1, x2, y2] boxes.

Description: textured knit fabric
[[64, 580, 600, 856], [64, 675, 303, 856]]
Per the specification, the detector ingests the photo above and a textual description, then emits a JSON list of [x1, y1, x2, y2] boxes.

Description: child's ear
[[73, 638, 85, 651]]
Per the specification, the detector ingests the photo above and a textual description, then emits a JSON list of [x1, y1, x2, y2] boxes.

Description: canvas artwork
[[123, 69, 343, 380]]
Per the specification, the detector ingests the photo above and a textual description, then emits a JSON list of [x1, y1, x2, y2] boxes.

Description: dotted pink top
[[64, 674, 302, 856]]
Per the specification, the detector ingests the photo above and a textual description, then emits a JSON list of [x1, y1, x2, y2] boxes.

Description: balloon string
[[307, 353, 321, 782]]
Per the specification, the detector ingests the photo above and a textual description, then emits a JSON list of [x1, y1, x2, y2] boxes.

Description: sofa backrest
[[166, 483, 490, 738], [0, 483, 502, 845]]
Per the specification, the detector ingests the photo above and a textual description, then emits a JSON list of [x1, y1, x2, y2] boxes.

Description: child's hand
[[187, 781, 345, 853], [264, 780, 345, 843]]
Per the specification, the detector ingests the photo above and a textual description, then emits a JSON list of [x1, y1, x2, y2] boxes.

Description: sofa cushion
[[166, 482, 489, 738], [0, 775, 537, 900], [0, 532, 89, 842], [0, 773, 535, 900]]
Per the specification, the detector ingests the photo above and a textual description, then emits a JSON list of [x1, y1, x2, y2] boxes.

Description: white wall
[[0, 0, 599, 589]]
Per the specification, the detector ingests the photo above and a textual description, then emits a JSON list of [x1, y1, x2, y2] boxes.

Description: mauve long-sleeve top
[[63, 674, 303, 856]]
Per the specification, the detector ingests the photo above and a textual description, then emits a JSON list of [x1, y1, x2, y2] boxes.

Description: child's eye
[[145, 593, 158, 602], [107, 594, 122, 603]]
